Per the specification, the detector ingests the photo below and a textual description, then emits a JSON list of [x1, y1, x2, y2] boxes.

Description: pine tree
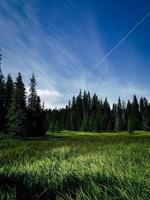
[[145, 104, 150, 130], [50, 108, 57, 132], [89, 93, 98, 131], [102, 98, 110, 131], [108, 103, 116, 131], [76, 90, 83, 130], [0, 52, 6, 131], [132, 95, 140, 130], [122, 101, 127, 130], [70, 96, 78, 130], [127, 100, 133, 133], [44, 109, 52, 131], [127, 100, 132, 116], [54, 120, 61, 133], [128, 116, 134, 133], [66, 101, 71, 130], [140, 97, 148, 130], [82, 91, 89, 131], [8, 73, 27, 135], [27, 73, 45, 136], [0, 69, 6, 130], [5, 74, 14, 109], [5, 74, 14, 130], [5, 74, 14, 108], [95, 100, 103, 132], [115, 97, 123, 132]]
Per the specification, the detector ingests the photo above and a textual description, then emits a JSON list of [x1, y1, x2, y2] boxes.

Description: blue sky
[[0, 0, 150, 108]]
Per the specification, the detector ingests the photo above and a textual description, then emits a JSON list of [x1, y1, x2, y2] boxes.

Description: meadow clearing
[[0, 131, 150, 200]]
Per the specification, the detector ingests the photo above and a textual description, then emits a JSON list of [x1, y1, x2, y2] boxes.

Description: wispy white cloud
[[0, 1, 149, 108], [37, 89, 63, 109], [0, 0, 108, 107], [37, 89, 62, 98]]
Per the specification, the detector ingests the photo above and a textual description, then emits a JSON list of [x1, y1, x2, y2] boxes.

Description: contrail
[[87, 11, 150, 77]]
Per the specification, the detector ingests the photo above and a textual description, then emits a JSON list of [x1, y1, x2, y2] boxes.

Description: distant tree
[[89, 93, 99, 131], [132, 95, 140, 130], [140, 97, 144, 129], [143, 103, 150, 131], [8, 73, 27, 135], [82, 91, 90, 131], [95, 100, 102, 132], [107, 103, 116, 131], [142, 102, 150, 131], [50, 109, 57, 132], [43, 109, 52, 132], [76, 90, 83, 130], [128, 116, 134, 133], [0, 71, 6, 130], [127, 100, 133, 133], [139, 97, 149, 130], [65, 101, 71, 130], [0, 51, 6, 131], [27, 73, 45, 136], [102, 98, 110, 131], [54, 120, 61, 132], [115, 97, 123, 132], [122, 101, 127, 130], [127, 100, 132, 116], [5, 74, 14, 109], [70, 96, 78, 130], [5, 74, 14, 129]]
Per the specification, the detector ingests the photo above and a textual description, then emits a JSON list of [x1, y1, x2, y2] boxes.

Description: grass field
[[0, 131, 150, 200]]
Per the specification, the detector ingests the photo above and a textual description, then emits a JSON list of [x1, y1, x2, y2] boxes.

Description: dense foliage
[[1, 50, 150, 135], [48, 90, 150, 133]]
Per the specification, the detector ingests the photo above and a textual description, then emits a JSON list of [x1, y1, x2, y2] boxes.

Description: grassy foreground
[[0, 131, 150, 200]]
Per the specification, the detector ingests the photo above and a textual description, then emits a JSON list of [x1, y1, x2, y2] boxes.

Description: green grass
[[0, 131, 150, 199]]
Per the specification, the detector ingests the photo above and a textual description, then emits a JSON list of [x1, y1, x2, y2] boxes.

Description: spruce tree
[[70, 96, 78, 130], [127, 100, 134, 133], [145, 104, 150, 130], [0, 51, 6, 131], [50, 108, 57, 132], [0, 70, 6, 131], [102, 98, 110, 131], [128, 116, 134, 133], [76, 90, 83, 130], [140, 97, 148, 130], [132, 95, 140, 130], [5, 74, 14, 109], [115, 97, 123, 132], [28, 73, 45, 136], [108, 103, 116, 131], [5, 74, 14, 130], [95, 100, 103, 132], [82, 91, 89, 131], [8, 73, 27, 135], [122, 101, 127, 130], [66, 101, 71, 130], [89, 93, 98, 131]]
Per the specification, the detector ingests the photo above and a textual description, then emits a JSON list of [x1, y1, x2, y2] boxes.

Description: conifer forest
[[0, 51, 150, 200], [0, 0, 150, 199]]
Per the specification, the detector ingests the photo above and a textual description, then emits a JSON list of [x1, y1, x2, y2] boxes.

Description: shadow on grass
[[44, 133, 150, 146], [0, 173, 150, 200]]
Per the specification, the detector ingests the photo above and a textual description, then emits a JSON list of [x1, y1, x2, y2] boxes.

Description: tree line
[[1, 50, 150, 135], [0, 53, 47, 136], [48, 90, 150, 133]]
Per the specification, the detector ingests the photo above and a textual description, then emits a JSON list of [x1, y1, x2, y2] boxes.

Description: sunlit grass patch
[[0, 131, 150, 199]]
